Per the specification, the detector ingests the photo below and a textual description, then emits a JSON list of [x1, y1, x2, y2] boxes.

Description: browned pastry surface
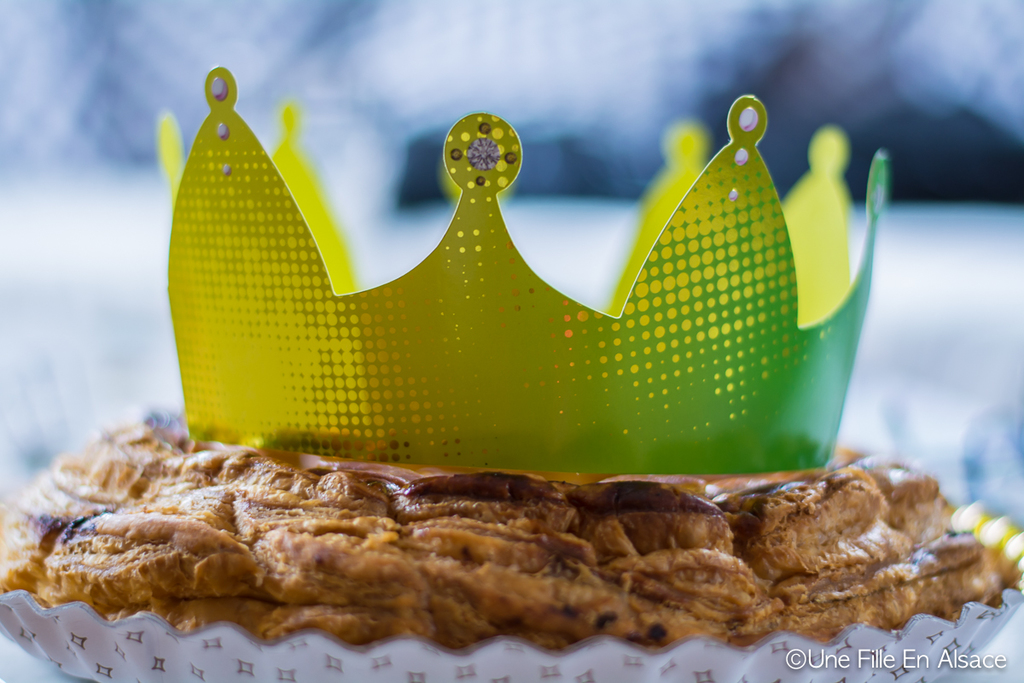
[[0, 425, 1014, 649]]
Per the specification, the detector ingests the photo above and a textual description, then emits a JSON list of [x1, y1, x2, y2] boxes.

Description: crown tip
[[726, 95, 767, 145], [808, 125, 850, 174], [280, 100, 301, 137], [867, 149, 891, 218], [205, 67, 238, 110], [664, 120, 710, 166], [444, 113, 520, 195]]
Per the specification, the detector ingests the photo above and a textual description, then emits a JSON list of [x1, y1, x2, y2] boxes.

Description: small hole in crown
[[739, 107, 758, 132], [218, 123, 230, 140], [211, 77, 229, 102], [479, 122, 491, 134], [223, 164, 232, 176], [505, 152, 517, 164], [450, 148, 463, 161]]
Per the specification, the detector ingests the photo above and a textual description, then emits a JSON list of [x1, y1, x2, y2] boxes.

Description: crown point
[[205, 67, 238, 110], [726, 95, 767, 145], [281, 101, 300, 138], [664, 121, 709, 168], [867, 149, 890, 219], [808, 124, 849, 177], [445, 113, 520, 195]]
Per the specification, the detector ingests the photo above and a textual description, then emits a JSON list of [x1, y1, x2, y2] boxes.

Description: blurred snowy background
[[0, 1, 1022, 680]]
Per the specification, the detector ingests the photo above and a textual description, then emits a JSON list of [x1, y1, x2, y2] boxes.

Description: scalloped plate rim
[[0, 588, 1019, 660]]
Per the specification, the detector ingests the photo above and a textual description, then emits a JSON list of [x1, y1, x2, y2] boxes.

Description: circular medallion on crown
[[445, 114, 520, 194]]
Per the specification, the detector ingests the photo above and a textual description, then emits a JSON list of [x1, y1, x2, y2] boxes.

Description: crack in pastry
[[0, 424, 1015, 649]]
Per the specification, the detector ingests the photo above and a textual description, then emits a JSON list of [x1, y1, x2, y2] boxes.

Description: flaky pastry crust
[[0, 425, 1014, 649]]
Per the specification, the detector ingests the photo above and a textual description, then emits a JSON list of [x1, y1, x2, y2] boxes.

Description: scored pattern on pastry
[[169, 69, 889, 474]]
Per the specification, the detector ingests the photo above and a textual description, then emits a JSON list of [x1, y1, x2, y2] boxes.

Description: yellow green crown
[[167, 67, 890, 474]]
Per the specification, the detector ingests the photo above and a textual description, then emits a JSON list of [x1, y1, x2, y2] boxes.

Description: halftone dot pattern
[[616, 96, 802, 441], [170, 73, 885, 474], [170, 68, 346, 452]]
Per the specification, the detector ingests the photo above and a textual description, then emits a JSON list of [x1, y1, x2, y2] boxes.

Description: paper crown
[[167, 67, 890, 474]]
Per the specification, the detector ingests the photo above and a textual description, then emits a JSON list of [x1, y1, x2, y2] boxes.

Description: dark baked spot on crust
[[33, 515, 72, 542], [571, 481, 733, 559], [36, 511, 110, 544], [568, 480, 723, 518], [60, 512, 107, 543], [392, 472, 578, 531], [595, 611, 618, 629], [403, 472, 564, 503], [647, 623, 667, 642], [723, 510, 762, 539]]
